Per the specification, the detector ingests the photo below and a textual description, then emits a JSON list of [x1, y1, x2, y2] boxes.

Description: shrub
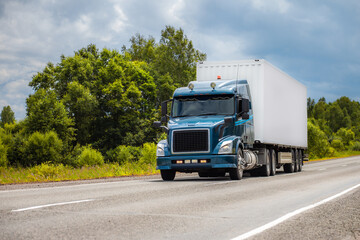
[[331, 139, 345, 151], [307, 120, 331, 159], [31, 162, 66, 179], [351, 141, 360, 151], [0, 139, 8, 167], [139, 142, 156, 165], [335, 128, 355, 147], [106, 145, 140, 164], [76, 146, 104, 167], [21, 131, 63, 167]]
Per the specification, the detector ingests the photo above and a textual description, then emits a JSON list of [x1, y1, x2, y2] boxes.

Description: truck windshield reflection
[[172, 95, 235, 117]]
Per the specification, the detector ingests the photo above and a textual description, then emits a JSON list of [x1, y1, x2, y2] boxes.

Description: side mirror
[[161, 116, 167, 123], [240, 99, 250, 113], [153, 121, 162, 128], [161, 101, 167, 116]]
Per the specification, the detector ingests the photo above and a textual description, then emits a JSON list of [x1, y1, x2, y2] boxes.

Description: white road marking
[[231, 183, 360, 240], [341, 164, 348, 167], [11, 199, 95, 212], [0, 180, 143, 194], [318, 168, 327, 171]]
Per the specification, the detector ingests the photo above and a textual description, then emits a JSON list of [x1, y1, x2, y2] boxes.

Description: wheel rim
[[237, 149, 244, 178]]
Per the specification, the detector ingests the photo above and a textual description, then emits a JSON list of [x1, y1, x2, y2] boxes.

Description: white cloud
[[167, 0, 186, 25], [251, 0, 291, 14], [111, 4, 129, 33]]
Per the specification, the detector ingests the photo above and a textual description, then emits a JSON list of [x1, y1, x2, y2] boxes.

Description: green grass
[[0, 161, 159, 184], [309, 151, 360, 162], [2, 150, 359, 185]]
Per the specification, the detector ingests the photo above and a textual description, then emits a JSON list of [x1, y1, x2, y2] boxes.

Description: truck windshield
[[172, 94, 235, 117]]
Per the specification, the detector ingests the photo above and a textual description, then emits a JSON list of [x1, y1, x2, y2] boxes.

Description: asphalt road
[[1, 156, 359, 240]]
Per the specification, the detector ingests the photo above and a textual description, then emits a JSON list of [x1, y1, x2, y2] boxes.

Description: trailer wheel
[[259, 148, 271, 177], [270, 149, 276, 176], [298, 150, 303, 172], [284, 149, 295, 173], [294, 149, 299, 172], [229, 148, 244, 180], [161, 170, 176, 181]]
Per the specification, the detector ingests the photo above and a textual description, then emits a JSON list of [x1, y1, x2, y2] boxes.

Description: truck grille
[[172, 129, 209, 153]]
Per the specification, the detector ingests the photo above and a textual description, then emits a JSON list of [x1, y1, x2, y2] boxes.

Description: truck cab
[[154, 80, 253, 180]]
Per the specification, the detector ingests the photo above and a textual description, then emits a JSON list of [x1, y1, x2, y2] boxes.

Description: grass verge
[[0, 162, 159, 185], [309, 151, 360, 162]]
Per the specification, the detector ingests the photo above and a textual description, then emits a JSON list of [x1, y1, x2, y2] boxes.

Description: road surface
[[1, 156, 359, 240]]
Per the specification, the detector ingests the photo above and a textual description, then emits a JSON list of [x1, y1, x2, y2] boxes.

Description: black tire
[[198, 172, 209, 178], [270, 149, 276, 176], [284, 149, 295, 173], [298, 150, 303, 172], [259, 148, 271, 177], [161, 170, 176, 181], [294, 149, 299, 172], [229, 148, 244, 180]]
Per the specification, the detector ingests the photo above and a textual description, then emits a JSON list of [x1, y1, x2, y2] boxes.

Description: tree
[[63, 81, 98, 145], [307, 119, 331, 159], [307, 98, 315, 118], [1, 106, 15, 127], [123, 33, 156, 63], [154, 26, 206, 87], [25, 89, 75, 144], [122, 26, 207, 105], [29, 45, 158, 150]]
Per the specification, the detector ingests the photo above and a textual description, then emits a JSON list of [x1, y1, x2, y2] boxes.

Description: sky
[[0, 0, 360, 120]]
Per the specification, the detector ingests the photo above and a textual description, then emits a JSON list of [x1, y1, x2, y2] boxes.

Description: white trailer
[[197, 59, 307, 148]]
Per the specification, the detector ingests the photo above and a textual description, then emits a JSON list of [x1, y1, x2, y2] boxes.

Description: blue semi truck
[[154, 60, 308, 181]]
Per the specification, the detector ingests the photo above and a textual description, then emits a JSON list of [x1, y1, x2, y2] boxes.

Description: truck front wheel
[[161, 170, 176, 181], [229, 148, 244, 180]]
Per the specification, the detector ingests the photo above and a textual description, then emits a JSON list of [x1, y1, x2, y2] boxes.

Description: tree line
[[0, 26, 206, 168], [307, 97, 360, 159]]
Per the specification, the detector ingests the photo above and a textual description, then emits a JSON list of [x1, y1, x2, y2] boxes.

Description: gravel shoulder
[[249, 188, 360, 240]]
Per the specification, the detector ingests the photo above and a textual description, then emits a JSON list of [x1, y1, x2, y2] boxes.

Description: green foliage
[[123, 26, 206, 105], [20, 131, 63, 167], [139, 142, 156, 165], [63, 81, 98, 145], [76, 146, 104, 167], [335, 128, 355, 147], [351, 142, 360, 151], [106, 145, 141, 164], [0, 139, 8, 167], [25, 89, 75, 144], [331, 139, 344, 151], [31, 163, 66, 179], [0, 106, 15, 127], [307, 119, 331, 159], [308, 96, 360, 159]]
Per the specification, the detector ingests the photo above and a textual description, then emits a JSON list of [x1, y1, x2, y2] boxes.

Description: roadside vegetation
[[0, 26, 359, 184], [307, 97, 360, 159]]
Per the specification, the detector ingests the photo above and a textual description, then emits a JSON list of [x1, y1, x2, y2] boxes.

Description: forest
[[0, 26, 359, 183]]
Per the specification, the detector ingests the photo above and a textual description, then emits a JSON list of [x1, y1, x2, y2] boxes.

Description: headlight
[[218, 140, 234, 154], [156, 143, 166, 157]]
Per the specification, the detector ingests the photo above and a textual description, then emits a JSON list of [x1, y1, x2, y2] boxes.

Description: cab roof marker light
[[188, 83, 194, 90]]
